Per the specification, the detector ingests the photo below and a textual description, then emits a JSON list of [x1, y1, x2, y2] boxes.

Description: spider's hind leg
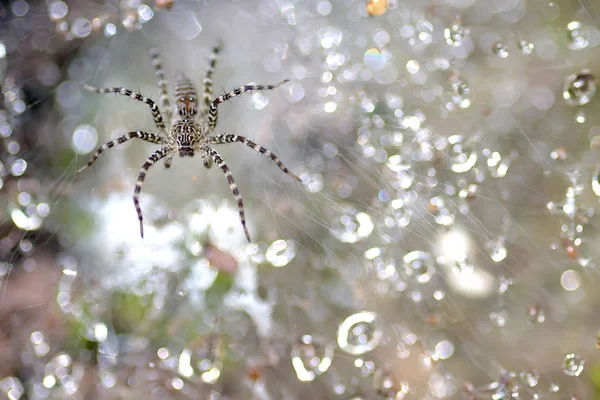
[[201, 152, 213, 168]]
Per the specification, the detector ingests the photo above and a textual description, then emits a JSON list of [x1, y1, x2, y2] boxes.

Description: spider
[[77, 44, 301, 242]]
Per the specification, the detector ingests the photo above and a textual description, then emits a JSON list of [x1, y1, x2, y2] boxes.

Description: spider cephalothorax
[[77, 44, 300, 241]]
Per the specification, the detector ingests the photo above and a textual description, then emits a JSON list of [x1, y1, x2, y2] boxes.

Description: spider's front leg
[[207, 79, 290, 130], [76, 131, 163, 175], [81, 84, 167, 133], [133, 148, 171, 237]]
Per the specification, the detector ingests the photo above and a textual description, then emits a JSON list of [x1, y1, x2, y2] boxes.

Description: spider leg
[[81, 84, 167, 132], [133, 148, 170, 238], [164, 155, 173, 168], [76, 131, 163, 175], [149, 48, 173, 124], [201, 43, 222, 123], [209, 134, 301, 182], [207, 79, 290, 130], [203, 145, 251, 242]]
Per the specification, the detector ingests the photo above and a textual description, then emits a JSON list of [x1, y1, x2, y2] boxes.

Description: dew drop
[[265, 239, 296, 267], [290, 335, 334, 382], [49, 1, 68, 20], [337, 311, 382, 355], [520, 370, 540, 387], [366, 0, 388, 16], [567, 21, 589, 50], [525, 305, 545, 324], [403, 251, 435, 283], [489, 309, 508, 327], [428, 196, 455, 226], [518, 40, 534, 55], [317, 0, 332, 16], [11, 159, 27, 176], [104, 23, 117, 37], [592, 164, 600, 195], [444, 22, 469, 47], [446, 77, 471, 110], [72, 124, 98, 155], [252, 92, 269, 110], [330, 209, 374, 243], [448, 134, 477, 173], [178, 341, 222, 384], [486, 238, 507, 262], [562, 353, 584, 376], [11, 0, 29, 17], [364, 48, 386, 71], [372, 369, 410, 399], [0, 377, 24, 400], [492, 42, 509, 58], [563, 71, 595, 106], [71, 17, 92, 38]]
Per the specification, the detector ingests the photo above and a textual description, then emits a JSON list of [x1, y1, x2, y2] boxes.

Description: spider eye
[[179, 97, 185, 102], [189, 96, 195, 102]]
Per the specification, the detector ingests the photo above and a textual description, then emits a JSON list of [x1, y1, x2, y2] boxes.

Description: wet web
[[1, 0, 600, 399]]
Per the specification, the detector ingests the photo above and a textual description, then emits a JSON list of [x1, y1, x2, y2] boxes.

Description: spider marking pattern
[[77, 44, 301, 241]]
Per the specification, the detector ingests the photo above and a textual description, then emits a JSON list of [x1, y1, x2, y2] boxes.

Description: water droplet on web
[[446, 77, 471, 110], [492, 42, 509, 58], [389, 197, 412, 227], [525, 305, 545, 324], [337, 311, 382, 355], [49, 1, 68, 20], [592, 165, 600, 195], [444, 22, 469, 47], [520, 370, 540, 387], [72, 124, 98, 154], [178, 339, 223, 383], [0, 377, 24, 399], [518, 40, 534, 55], [448, 134, 478, 173], [372, 369, 410, 399], [575, 109, 586, 124], [364, 48, 386, 71], [11, 159, 26, 176], [330, 208, 374, 243], [403, 251, 435, 283], [11, 189, 46, 231], [354, 358, 376, 376], [252, 92, 269, 110], [428, 196, 455, 226], [562, 353, 584, 376], [104, 23, 117, 37], [42, 353, 85, 396], [290, 335, 334, 382], [567, 21, 589, 50], [486, 238, 507, 262], [71, 17, 92, 38], [367, 0, 388, 16], [489, 309, 508, 327], [265, 239, 296, 267], [563, 71, 595, 106], [11, 0, 29, 17]]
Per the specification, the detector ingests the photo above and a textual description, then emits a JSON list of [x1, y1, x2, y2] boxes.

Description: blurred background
[[0, 0, 600, 398]]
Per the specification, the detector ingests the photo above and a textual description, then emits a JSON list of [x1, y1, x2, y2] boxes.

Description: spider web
[[1, 0, 600, 399]]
